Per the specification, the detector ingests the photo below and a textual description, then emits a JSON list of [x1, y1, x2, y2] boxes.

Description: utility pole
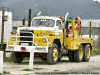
[[28, 9, 32, 27], [22, 17, 25, 26], [1, 9, 5, 51], [89, 20, 92, 38]]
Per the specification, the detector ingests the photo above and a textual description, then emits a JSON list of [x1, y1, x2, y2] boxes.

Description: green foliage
[[93, 48, 100, 56]]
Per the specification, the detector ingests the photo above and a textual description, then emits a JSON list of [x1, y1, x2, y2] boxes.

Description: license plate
[[21, 43, 28, 46], [35, 47, 45, 50]]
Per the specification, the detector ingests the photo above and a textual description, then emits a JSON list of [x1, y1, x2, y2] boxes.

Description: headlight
[[43, 38, 48, 43]]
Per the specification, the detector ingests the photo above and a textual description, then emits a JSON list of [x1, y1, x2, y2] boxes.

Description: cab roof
[[32, 16, 61, 21]]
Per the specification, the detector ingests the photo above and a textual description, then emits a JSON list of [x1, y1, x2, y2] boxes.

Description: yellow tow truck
[[6, 16, 94, 64]]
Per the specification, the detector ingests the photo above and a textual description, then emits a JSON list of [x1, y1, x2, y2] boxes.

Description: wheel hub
[[79, 47, 83, 60], [53, 48, 58, 62]]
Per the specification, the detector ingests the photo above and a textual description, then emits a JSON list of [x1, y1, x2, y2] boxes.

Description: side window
[[56, 20, 62, 29]]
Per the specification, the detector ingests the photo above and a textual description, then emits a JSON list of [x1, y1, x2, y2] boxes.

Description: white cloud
[[93, 0, 100, 3]]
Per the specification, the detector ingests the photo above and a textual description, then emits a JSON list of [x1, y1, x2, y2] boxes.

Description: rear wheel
[[74, 45, 84, 62], [47, 44, 59, 64], [68, 51, 74, 62], [83, 45, 91, 61], [12, 52, 24, 63]]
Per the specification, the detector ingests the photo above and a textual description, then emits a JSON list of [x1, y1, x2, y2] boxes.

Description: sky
[[0, 0, 100, 19]]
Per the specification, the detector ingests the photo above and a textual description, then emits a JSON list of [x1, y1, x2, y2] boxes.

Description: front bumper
[[6, 45, 48, 53]]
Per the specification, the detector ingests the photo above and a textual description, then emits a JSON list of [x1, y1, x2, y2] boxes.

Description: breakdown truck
[[6, 16, 94, 64]]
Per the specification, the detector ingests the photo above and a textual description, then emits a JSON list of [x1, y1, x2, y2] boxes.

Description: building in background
[[0, 7, 12, 45], [82, 19, 100, 49]]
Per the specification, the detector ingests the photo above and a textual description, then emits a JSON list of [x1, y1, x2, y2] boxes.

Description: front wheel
[[74, 45, 84, 62], [83, 45, 91, 61], [47, 44, 59, 64]]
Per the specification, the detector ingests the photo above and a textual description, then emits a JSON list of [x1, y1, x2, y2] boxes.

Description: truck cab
[[6, 16, 64, 64]]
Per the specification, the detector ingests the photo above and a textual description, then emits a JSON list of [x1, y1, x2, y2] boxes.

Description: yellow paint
[[8, 34, 16, 45], [79, 46, 83, 60], [33, 30, 56, 46], [66, 20, 93, 50], [8, 16, 93, 53], [53, 48, 58, 62]]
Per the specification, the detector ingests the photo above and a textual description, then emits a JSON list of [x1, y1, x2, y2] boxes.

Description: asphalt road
[[3, 55, 100, 75]]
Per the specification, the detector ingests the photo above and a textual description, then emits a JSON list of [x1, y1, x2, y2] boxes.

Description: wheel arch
[[81, 43, 93, 55], [81, 43, 92, 50]]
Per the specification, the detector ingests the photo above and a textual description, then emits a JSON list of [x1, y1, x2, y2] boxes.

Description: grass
[[4, 56, 14, 63], [93, 48, 100, 56], [0, 71, 10, 75]]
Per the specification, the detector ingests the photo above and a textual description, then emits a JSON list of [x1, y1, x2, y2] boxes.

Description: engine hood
[[17, 26, 56, 46], [17, 26, 56, 37]]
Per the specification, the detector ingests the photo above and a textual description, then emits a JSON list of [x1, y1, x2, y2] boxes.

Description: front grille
[[19, 30, 33, 46]]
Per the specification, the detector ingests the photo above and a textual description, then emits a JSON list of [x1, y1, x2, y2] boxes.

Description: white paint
[[89, 56, 95, 63], [64, 12, 69, 23], [12, 45, 48, 53], [36, 11, 42, 16], [0, 51, 3, 73], [6, 52, 12, 58], [32, 16, 61, 21], [17, 26, 56, 31], [29, 49, 34, 70]]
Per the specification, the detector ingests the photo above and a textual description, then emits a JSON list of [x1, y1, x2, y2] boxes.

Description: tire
[[47, 44, 59, 64], [58, 48, 62, 62], [74, 45, 84, 62], [68, 51, 74, 62], [12, 52, 24, 63], [83, 45, 91, 62]]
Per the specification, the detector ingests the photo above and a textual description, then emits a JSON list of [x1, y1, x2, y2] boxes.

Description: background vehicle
[[6, 16, 94, 64]]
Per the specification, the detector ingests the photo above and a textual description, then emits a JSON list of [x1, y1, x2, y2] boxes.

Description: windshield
[[32, 19, 55, 27]]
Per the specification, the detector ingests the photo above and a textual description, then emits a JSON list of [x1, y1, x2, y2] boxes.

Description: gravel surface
[[3, 55, 100, 75]]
